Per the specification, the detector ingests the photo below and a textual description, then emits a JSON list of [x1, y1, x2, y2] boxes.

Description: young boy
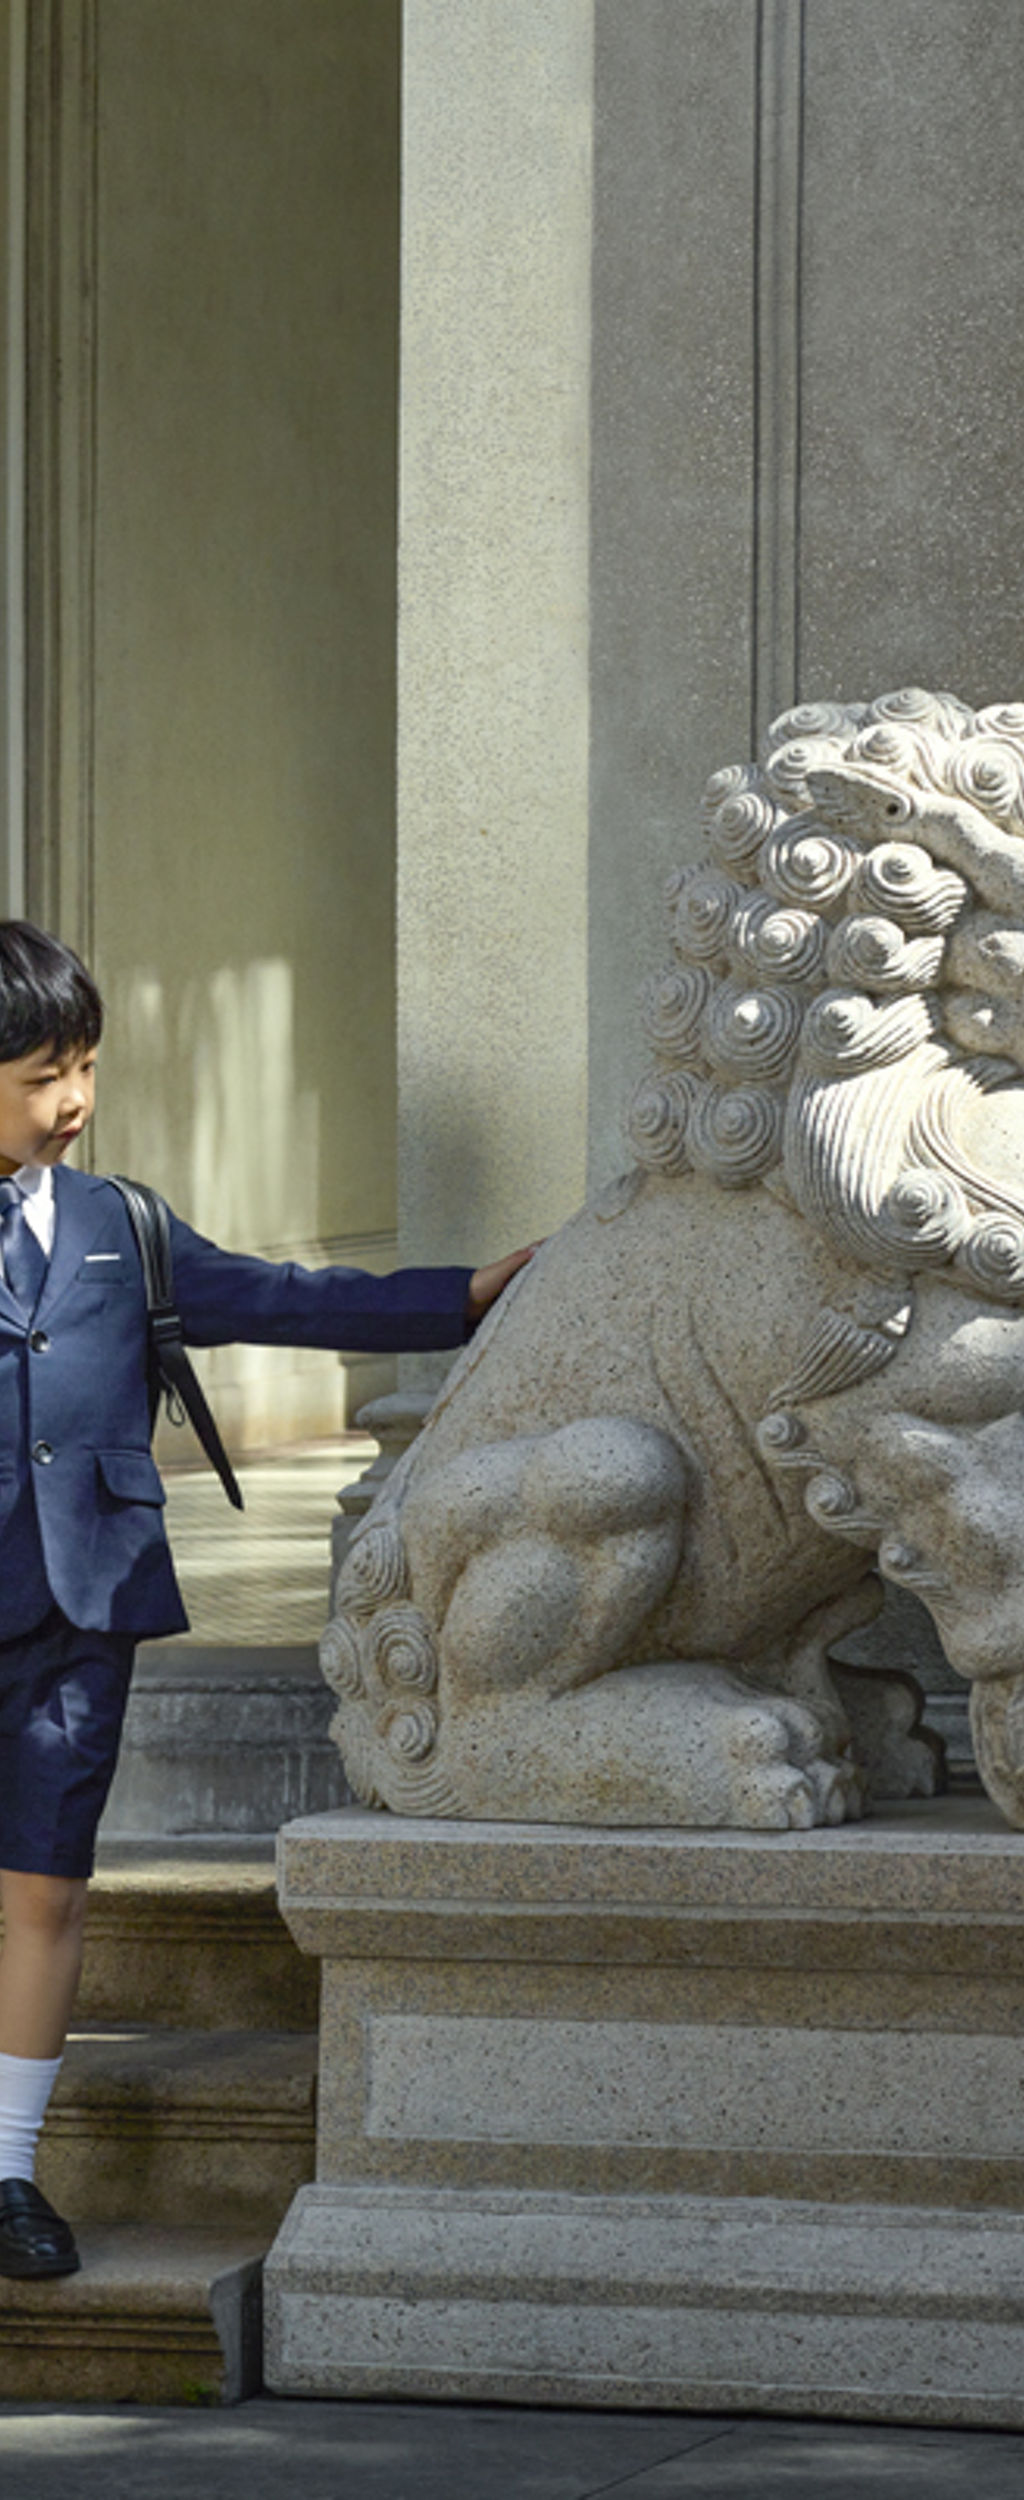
[[0, 920, 529, 2280]]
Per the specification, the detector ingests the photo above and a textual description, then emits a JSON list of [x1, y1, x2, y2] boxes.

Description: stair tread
[[97, 1835, 276, 1859], [67, 1843, 318, 2033], [0, 2222, 265, 2315], [56, 2025, 317, 2113], [0, 2225, 265, 2401], [91, 1847, 277, 1896]]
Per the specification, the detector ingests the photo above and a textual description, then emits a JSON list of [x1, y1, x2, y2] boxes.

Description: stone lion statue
[[323, 685, 1024, 1830]]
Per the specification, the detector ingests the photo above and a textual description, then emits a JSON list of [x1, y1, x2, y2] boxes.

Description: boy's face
[[0, 1042, 97, 1175]]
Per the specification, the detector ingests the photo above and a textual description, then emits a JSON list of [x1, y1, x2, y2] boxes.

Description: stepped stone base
[[0, 2227, 263, 2404], [264, 1799, 1024, 2419], [267, 2184, 1024, 2424]]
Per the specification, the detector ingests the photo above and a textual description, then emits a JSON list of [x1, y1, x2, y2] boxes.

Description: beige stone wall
[[0, 0, 24, 918], [21, 0, 402, 1446], [89, 0, 399, 1248]]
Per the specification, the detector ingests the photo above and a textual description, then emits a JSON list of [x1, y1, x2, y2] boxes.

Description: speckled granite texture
[[266, 2186, 1024, 2422], [265, 1800, 1024, 2413]]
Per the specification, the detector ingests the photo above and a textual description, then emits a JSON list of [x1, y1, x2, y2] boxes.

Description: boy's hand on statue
[[466, 1243, 542, 1324]]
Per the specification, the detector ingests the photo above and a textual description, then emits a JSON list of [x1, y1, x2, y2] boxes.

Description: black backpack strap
[[107, 1176, 244, 1512]]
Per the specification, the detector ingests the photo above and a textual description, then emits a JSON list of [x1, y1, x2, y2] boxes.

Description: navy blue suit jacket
[[0, 1165, 472, 1641]]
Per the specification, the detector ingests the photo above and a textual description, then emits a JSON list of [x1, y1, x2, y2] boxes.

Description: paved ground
[[159, 1438, 373, 1645], [1, 2404, 1023, 2498]]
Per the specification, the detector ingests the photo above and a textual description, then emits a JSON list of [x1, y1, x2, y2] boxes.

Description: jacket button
[[31, 1440, 54, 1464], [28, 1330, 50, 1353]]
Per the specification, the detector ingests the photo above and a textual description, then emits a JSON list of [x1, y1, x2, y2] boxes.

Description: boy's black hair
[[0, 921, 103, 1063]]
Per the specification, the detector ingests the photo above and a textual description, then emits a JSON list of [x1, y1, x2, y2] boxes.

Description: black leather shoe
[[0, 2179, 80, 2278]]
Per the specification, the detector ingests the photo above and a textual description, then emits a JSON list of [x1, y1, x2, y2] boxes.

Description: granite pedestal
[[263, 1801, 1024, 2422]]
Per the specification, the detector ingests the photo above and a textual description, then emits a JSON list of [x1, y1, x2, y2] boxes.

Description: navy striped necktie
[[0, 1177, 48, 1314]]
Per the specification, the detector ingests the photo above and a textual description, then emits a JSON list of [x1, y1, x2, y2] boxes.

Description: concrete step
[[77, 1843, 318, 2031], [0, 2224, 263, 2404], [99, 1643, 348, 1841], [36, 2026, 318, 2232]]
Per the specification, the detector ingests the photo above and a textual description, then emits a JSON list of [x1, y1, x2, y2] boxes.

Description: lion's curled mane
[[629, 685, 1024, 1307]]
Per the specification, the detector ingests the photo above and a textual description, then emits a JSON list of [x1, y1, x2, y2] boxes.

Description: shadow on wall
[[98, 958, 322, 1253]]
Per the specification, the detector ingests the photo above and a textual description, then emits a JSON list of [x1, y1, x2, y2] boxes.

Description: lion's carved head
[[629, 686, 1024, 1314]]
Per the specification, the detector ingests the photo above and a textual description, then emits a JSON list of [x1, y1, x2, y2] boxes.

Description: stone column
[[396, 0, 593, 1321]]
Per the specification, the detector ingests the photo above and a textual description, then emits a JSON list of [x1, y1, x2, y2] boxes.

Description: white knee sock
[[0, 2050, 63, 2183]]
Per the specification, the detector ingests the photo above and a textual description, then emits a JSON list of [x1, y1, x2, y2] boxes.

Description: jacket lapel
[[34, 1166, 116, 1323], [0, 1267, 22, 1329]]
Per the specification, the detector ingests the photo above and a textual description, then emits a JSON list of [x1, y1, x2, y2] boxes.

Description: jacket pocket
[[75, 1259, 134, 1293], [96, 1449, 167, 1505]]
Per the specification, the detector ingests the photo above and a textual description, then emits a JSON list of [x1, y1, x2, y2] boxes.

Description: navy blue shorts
[[0, 1608, 136, 1878]]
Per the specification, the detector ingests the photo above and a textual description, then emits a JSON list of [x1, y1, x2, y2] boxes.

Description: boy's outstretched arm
[[166, 1212, 539, 1354]]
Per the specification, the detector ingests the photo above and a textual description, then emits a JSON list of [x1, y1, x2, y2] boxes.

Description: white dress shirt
[[0, 1163, 56, 1283]]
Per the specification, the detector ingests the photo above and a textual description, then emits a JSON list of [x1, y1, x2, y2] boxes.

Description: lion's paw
[[831, 1662, 943, 1803], [715, 1685, 863, 1829]]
